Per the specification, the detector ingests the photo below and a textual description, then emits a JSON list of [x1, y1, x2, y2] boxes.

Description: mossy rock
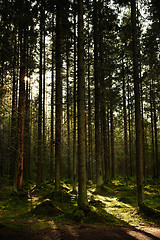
[[72, 205, 91, 222], [33, 199, 63, 216], [73, 209, 85, 222]]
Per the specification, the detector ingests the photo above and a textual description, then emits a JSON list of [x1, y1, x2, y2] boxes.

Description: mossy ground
[[0, 178, 159, 230]]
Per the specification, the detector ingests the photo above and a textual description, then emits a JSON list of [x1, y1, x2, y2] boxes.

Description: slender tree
[[122, 56, 129, 181], [37, 0, 43, 187], [77, 0, 88, 207], [50, 15, 55, 181], [93, 0, 103, 186], [73, 0, 77, 191], [55, 2, 62, 190], [131, 0, 144, 206], [17, 28, 26, 190]]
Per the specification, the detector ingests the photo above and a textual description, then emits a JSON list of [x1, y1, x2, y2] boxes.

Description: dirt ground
[[0, 223, 160, 240]]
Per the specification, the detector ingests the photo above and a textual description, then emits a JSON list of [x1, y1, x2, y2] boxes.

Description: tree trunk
[[73, 0, 77, 191], [50, 15, 55, 181], [87, 39, 92, 180], [127, 79, 133, 177], [37, 1, 43, 187], [153, 94, 159, 178], [55, 2, 62, 190], [17, 29, 26, 190], [110, 106, 115, 178], [77, 0, 88, 207], [11, 45, 18, 187], [43, 15, 46, 182], [93, 0, 103, 187], [122, 57, 129, 181], [66, 44, 71, 179], [131, 0, 144, 207]]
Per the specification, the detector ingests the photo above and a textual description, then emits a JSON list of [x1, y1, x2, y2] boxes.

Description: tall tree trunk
[[17, 29, 26, 190], [140, 80, 146, 178], [93, 0, 103, 187], [43, 18, 46, 182], [24, 30, 31, 185], [73, 0, 77, 191], [150, 82, 155, 177], [55, 2, 62, 190], [11, 48, 18, 187], [131, 0, 144, 207], [107, 106, 111, 178], [127, 78, 133, 177], [87, 40, 92, 180], [37, 1, 43, 187], [66, 45, 71, 179], [77, 0, 88, 207], [24, 76, 29, 183], [99, 10, 109, 182], [153, 95, 159, 178], [110, 106, 115, 178], [50, 15, 55, 181], [122, 57, 129, 181]]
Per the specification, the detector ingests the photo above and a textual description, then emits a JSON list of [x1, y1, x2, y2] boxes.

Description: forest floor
[[0, 178, 160, 240]]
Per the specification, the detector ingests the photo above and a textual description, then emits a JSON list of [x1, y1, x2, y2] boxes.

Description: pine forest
[[0, 0, 160, 239]]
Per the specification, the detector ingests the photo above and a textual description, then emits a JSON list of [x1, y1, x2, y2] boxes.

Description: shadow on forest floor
[[0, 178, 160, 239]]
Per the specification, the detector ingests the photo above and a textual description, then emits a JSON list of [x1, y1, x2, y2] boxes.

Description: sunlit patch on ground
[[88, 189, 145, 227]]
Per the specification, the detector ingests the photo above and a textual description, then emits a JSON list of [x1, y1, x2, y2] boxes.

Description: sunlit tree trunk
[[17, 29, 26, 190], [24, 29, 31, 185]]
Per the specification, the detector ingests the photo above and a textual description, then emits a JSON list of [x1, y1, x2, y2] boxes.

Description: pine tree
[[77, 0, 88, 207]]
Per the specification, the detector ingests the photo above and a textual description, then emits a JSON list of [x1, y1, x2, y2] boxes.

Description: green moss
[[32, 199, 63, 216]]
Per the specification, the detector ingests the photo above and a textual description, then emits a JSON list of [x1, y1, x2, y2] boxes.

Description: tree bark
[[93, 0, 103, 187], [43, 11, 46, 182], [17, 29, 26, 190], [73, 0, 77, 191], [122, 57, 129, 181], [66, 44, 72, 179], [77, 0, 88, 207], [55, 2, 62, 190], [110, 106, 115, 178], [131, 0, 144, 207], [153, 93, 159, 178], [37, 1, 43, 187], [50, 15, 55, 181]]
